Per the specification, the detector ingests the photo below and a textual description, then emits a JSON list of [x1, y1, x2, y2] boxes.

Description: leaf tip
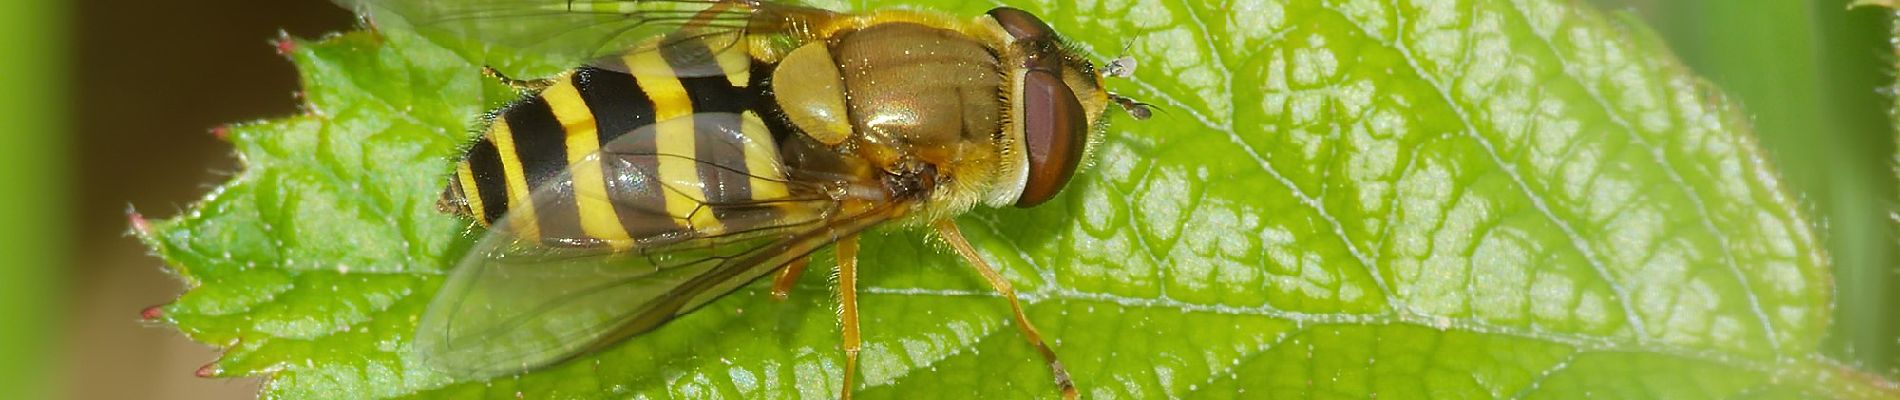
[[209, 124, 231, 142], [127, 208, 152, 237], [273, 31, 299, 56], [194, 361, 223, 378], [139, 303, 167, 322]]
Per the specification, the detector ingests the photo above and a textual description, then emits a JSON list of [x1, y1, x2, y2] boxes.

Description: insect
[[337, 0, 1150, 397]]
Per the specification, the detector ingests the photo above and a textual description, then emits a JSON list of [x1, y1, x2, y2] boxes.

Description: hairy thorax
[[774, 21, 1009, 221]]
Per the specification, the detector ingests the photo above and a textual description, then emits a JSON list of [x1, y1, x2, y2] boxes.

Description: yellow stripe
[[456, 161, 487, 225], [713, 36, 751, 87], [542, 77, 635, 249], [627, 49, 724, 234], [487, 122, 540, 239], [540, 78, 594, 134], [739, 111, 788, 200]]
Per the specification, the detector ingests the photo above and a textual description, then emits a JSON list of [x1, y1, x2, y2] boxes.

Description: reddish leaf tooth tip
[[210, 125, 231, 141], [194, 362, 220, 378], [274, 36, 297, 55], [139, 304, 166, 321], [128, 211, 152, 235]]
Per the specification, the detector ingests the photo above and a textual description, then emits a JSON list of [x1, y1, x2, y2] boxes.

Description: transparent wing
[[415, 113, 893, 379], [514, 112, 863, 249], [333, 0, 836, 75], [414, 203, 900, 379]]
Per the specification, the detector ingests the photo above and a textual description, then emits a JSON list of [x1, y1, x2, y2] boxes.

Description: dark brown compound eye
[[989, 7, 1088, 207], [989, 7, 1066, 74], [987, 7, 1055, 42], [1015, 70, 1089, 208]]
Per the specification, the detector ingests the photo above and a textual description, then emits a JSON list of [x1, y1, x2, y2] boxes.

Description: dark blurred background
[[60, 1, 353, 399], [0, 0, 1889, 399]]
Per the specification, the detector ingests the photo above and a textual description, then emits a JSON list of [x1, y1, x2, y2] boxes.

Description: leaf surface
[[142, 0, 1900, 398]]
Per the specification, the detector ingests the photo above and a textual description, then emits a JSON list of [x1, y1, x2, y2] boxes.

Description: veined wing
[[331, 0, 836, 75], [416, 199, 904, 380], [420, 111, 895, 379], [471, 110, 875, 249]]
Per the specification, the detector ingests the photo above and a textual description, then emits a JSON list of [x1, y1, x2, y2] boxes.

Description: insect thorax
[[770, 21, 1013, 221]]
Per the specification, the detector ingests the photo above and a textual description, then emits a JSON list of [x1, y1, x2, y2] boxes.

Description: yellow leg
[[770, 256, 811, 301], [481, 66, 553, 91], [836, 236, 862, 400], [932, 219, 1077, 400]]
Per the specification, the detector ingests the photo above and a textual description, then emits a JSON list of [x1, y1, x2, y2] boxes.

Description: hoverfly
[[335, 0, 1150, 397]]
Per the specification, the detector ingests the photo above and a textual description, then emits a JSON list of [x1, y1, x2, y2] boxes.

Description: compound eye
[[1015, 70, 1088, 208], [987, 7, 1055, 42]]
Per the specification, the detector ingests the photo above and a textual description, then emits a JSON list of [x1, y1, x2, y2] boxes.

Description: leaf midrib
[[845, 285, 1810, 397]]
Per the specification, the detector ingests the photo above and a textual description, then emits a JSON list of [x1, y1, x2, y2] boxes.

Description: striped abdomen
[[441, 39, 805, 250]]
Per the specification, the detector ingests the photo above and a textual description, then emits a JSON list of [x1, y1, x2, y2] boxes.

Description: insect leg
[[836, 236, 862, 399], [686, 0, 743, 30], [769, 256, 811, 301], [480, 66, 554, 91], [932, 219, 1077, 400]]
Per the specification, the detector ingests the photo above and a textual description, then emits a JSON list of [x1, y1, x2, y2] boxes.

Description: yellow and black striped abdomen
[[442, 40, 800, 250]]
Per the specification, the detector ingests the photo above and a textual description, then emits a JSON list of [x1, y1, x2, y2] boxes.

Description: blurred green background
[[1588, 0, 1899, 375], [0, 0, 1891, 398]]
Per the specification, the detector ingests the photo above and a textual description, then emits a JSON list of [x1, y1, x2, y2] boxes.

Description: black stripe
[[661, 40, 756, 223], [662, 40, 748, 114], [503, 94, 581, 241], [573, 66, 656, 147], [693, 113, 754, 222], [464, 138, 510, 224], [503, 97, 571, 186], [598, 126, 678, 242], [749, 61, 794, 146], [574, 64, 677, 241]]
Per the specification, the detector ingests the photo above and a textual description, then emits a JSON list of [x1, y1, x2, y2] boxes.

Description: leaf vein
[[1498, 0, 1778, 353], [1506, 350, 1578, 400], [1164, 0, 1399, 313], [1335, 0, 1646, 337]]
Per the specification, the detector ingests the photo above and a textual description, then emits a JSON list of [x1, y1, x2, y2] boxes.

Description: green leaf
[[0, 1, 66, 400], [1605, 0, 1899, 372], [140, 0, 1900, 398]]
